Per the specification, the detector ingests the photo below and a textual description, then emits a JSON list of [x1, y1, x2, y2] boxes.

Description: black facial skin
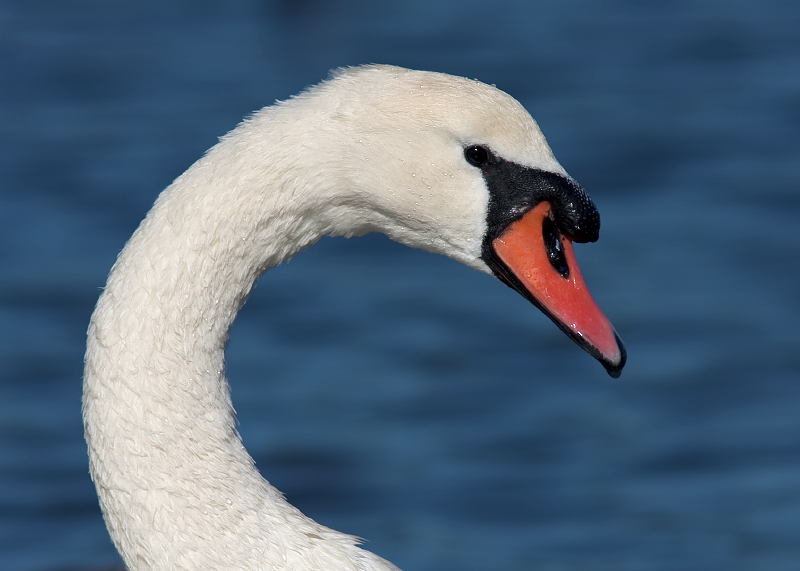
[[464, 145, 601, 248], [464, 145, 626, 377]]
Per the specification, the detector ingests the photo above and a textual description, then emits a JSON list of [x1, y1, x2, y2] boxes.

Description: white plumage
[[83, 65, 592, 571]]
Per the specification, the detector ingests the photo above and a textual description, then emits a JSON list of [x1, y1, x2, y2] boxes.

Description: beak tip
[[601, 332, 627, 378]]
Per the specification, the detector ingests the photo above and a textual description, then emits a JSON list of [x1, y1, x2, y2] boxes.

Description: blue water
[[2, 1, 800, 570]]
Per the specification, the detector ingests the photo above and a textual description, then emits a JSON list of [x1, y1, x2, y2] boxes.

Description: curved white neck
[[83, 107, 401, 570]]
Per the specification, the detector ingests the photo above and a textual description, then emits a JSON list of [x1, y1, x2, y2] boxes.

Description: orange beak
[[491, 201, 626, 377]]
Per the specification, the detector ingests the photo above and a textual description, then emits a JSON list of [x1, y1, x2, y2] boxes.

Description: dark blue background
[[2, 1, 799, 570]]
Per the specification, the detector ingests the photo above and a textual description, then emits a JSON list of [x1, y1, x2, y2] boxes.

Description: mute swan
[[84, 65, 625, 571]]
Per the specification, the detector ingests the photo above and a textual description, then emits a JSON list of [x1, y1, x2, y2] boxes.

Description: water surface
[[2, 1, 799, 570]]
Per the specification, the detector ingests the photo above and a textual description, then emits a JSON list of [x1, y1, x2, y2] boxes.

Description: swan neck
[[82, 137, 342, 569]]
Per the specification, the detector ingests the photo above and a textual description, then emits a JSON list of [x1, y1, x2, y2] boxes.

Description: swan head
[[293, 66, 625, 377]]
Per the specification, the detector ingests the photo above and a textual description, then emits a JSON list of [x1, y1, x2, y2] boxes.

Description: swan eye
[[465, 145, 489, 167]]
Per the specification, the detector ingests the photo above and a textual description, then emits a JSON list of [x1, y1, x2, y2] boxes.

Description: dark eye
[[465, 145, 489, 167]]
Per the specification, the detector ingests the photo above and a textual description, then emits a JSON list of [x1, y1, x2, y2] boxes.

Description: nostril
[[543, 214, 569, 278]]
